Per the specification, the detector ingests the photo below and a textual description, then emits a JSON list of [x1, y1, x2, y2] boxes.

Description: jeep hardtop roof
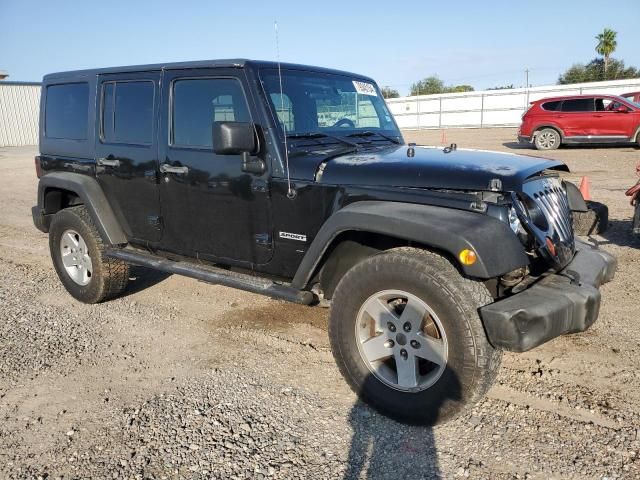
[[42, 59, 375, 83]]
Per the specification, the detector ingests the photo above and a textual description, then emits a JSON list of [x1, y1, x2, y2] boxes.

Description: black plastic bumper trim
[[32, 206, 50, 233], [480, 240, 617, 352]]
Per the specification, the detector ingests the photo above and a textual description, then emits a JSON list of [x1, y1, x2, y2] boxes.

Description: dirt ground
[[1, 128, 639, 479]]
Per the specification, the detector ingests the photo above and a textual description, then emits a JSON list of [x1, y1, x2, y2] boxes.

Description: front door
[[591, 97, 637, 137], [157, 69, 272, 266], [95, 72, 162, 244]]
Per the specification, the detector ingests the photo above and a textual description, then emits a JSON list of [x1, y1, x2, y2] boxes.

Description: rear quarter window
[[45, 83, 89, 140], [541, 100, 562, 111]]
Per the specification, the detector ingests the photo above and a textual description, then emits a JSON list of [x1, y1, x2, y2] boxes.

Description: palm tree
[[595, 28, 617, 76]]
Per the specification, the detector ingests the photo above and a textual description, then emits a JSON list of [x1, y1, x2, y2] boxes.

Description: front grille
[[515, 176, 575, 268], [530, 178, 574, 247]]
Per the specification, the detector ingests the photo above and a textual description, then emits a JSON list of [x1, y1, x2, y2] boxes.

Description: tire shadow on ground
[[597, 219, 640, 249], [120, 265, 172, 298]]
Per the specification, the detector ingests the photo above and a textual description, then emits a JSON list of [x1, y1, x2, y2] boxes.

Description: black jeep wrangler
[[32, 59, 616, 425]]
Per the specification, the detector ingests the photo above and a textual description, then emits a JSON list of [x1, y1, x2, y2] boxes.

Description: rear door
[[559, 98, 594, 137], [95, 72, 162, 244]]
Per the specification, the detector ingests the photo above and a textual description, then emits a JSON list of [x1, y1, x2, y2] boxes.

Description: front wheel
[[534, 128, 561, 150], [328, 248, 501, 425]]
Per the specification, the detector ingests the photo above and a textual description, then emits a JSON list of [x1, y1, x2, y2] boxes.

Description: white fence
[[2, 78, 640, 146], [386, 78, 640, 130], [0, 82, 41, 147]]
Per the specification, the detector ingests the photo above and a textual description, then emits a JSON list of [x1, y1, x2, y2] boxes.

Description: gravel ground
[[1, 129, 639, 479]]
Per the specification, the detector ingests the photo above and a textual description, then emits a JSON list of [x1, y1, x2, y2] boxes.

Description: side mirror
[[615, 105, 629, 113], [212, 121, 265, 174], [212, 121, 257, 155]]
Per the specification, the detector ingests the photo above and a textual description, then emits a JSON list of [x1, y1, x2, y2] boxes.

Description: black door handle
[[97, 158, 121, 168], [160, 164, 189, 175]]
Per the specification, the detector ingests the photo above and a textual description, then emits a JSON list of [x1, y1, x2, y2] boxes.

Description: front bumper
[[480, 240, 616, 352], [518, 134, 533, 144]]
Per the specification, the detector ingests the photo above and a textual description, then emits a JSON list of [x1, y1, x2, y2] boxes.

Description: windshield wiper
[[346, 131, 402, 144], [286, 131, 360, 149]]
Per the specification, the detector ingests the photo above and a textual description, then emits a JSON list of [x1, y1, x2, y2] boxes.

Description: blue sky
[[2, 0, 639, 93]]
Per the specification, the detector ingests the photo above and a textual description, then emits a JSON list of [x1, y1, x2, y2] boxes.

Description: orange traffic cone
[[440, 129, 447, 145], [579, 176, 591, 201]]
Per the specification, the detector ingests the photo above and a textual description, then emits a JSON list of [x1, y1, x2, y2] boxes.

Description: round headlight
[[516, 193, 548, 231]]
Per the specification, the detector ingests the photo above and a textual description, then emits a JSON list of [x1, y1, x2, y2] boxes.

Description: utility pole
[[524, 68, 530, 110]]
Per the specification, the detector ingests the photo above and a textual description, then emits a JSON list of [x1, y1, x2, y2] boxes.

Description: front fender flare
[[291, 201, 529, 289], [36, 172, 127, 245]]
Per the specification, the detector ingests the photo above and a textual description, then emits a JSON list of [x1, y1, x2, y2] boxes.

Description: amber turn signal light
[[545, 237, 556, 257], [459, 249, 477, 266]]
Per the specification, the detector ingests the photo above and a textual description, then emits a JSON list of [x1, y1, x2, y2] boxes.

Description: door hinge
[[254, 233, 272, 247], [147, 215, 162, 230]]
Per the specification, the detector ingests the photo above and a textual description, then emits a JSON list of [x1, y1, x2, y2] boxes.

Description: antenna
[[275, 21, 295, 199], [275, 22, 293, 198]]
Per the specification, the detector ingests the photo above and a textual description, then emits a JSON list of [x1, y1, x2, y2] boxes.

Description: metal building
[[0, 82, 41, 147]]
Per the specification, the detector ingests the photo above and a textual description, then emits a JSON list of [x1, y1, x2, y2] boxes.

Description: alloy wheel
[[59, 229, 93, 286], [355, 290, 448, 392]]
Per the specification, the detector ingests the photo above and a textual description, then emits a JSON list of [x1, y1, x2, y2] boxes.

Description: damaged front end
[[478, 174, 617, 352]]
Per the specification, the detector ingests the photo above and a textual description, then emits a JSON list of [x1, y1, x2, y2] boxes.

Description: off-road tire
[[328, 247, 502, 425], [572, 201, 609, 236], [534, 128, 561, 150], [49, 205, 129, 303]]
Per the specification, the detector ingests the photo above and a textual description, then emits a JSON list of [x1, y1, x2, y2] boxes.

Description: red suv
[[621, 91, 640, 105], [518, 95, 640, 150]]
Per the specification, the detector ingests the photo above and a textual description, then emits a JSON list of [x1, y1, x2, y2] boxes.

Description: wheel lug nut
[[410, 340, 420, 349], [403, 322, 411, 332], [387, 322, 396, 332], [400, 349, 408, 360], [384, 340, 395, 348]]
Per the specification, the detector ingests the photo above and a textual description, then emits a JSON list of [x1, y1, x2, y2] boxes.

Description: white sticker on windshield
[[353, 80, 377, 96]]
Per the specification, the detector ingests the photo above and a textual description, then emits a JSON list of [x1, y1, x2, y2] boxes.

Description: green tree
[[595, 28, 617, 75], [448, 84, 474, 93], [381, 86, 400, 99], [410, 76, 446, 95], [410, 76, 474, 96], [558, 57, 639, 84], [488, 84, 514, 90]]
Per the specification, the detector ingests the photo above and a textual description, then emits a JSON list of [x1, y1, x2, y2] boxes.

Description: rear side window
[[561, 98, 594, 112], [102, 81, 154, 145], [541, 100, 562, 111], [172, 78, 250, 148], [45, 83, 89, 140]]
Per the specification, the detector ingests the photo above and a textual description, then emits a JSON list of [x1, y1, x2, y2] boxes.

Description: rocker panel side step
[[106, 248, 315, 305]]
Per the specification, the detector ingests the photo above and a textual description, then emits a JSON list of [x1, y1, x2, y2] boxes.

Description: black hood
[[316, 145, 568, 192]]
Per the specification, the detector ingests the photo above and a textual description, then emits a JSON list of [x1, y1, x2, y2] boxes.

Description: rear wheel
[[328, 248, 501, 425], [534, 128, 561, 150], [49, 206, 129, 303]]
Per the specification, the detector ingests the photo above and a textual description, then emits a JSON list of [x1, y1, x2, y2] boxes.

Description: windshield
[[260, 69, 401, 138]]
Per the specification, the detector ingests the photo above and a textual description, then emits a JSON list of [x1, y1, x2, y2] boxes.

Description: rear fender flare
[[37, 172, 127, 245], [291, 201, 529, 289]]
